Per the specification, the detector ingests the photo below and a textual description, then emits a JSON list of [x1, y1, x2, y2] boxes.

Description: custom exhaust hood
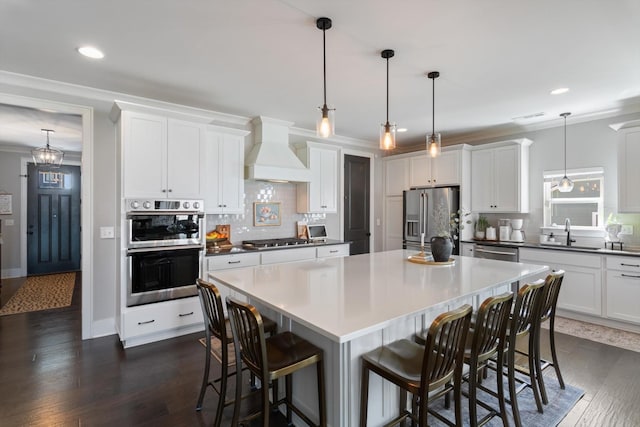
[[245, 116, 311, 182]]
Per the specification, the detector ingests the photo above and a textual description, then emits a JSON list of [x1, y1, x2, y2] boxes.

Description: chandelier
[[32, 129, 64, 167]]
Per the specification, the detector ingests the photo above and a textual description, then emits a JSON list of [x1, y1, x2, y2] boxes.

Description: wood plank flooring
[[1, 274, 639, 426]]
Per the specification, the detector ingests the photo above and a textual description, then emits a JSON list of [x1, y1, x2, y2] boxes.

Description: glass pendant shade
[[317, 105, 335, 138], [427, 132, 441, 158], [557, 112, 573, 192], [558, 175, 574, 192], [32, 129, 63, 167], [380, 122, 397, 150]]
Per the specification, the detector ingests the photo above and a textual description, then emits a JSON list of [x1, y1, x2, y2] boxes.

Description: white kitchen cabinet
[[296, 143, 338, 213], [204, 127, 250, 214], [316, 244, 350, 258], [519, 248, 602, 316], [605, 255, 640, 324], [384, 157, 410, 196], [384, 196, 404, 251], [207, 252, 261, 271], [120, 296, 203, 347], [261, 247, 317, 265], [410, 150, 461, 187], [460, 243, 474, 257], [617, 128, 640, 212], [120, 111, 205, 199], [470, 139, 531, 213]]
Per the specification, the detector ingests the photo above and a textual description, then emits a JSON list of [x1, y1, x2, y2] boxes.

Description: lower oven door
[[127, 246, 201, 307]]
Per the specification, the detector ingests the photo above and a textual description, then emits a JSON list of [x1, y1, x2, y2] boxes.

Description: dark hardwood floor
[[1, 274, 639, 426]]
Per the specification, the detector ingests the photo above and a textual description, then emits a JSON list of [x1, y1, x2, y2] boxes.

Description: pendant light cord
[[564, 114, 567, 174], [386, 56, 389, 123], [322, 26, 327, 106], [431, 76, 435, 136]]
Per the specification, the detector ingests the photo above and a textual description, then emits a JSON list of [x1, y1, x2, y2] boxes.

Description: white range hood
[[245, 116, 311, 182]]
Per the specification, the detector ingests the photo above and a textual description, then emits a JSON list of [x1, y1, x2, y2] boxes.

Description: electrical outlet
[[620, 225, 634, 235], [100, 226, 115, 239]]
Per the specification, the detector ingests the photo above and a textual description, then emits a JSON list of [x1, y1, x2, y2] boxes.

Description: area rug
[[428, 370, 584, 427], [541, 316, 640, 353], [0, 272, 75, 316]]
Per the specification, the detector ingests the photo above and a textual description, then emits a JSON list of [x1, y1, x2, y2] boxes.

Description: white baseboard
[[557, 309, 640, 334], [91, 318, 117, 338], [1, 268, 23, 279]]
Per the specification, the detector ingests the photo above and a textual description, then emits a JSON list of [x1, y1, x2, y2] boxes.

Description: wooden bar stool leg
[[550, 316, 565, 388], [285, 374, 293, 424], [509, 348, 523, 427], [468, 363, 479, 427], [196, 334, 211, 411], [528, 332, 544, 413], [496, 351, 509, 426], [535, 323, 549, 405], [317, 359, 327, 427]]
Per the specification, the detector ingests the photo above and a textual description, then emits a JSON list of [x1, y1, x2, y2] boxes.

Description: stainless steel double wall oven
[[125, 199, 204, 306]]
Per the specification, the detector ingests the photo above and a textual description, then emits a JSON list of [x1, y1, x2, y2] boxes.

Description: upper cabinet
[[204, 127, 250, 214], [470, 139, 531, 213], [296, 142, 338, 213], [115, 108, 206, 199], [384, 145, 470, 196], [616, 124, 640, 212]]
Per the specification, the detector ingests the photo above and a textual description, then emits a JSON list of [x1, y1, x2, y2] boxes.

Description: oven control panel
[[126, 199, 203, 213]]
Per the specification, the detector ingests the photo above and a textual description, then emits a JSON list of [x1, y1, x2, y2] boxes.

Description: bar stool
[[531, 270, 566, 403], [464, 292, 514, 427], [195, 279, 277, 425], [226, 296, 326, 427], [359, 304, 472, 427]]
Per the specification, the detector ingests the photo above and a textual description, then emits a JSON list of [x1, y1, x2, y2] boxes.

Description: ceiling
[[1, 0, 639, 151]]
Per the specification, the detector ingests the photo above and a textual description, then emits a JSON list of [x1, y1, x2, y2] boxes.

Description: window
[[543, 167, 604, 228]]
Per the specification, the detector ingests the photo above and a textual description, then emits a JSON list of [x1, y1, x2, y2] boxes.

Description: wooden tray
[[407, 255, 455, 266]]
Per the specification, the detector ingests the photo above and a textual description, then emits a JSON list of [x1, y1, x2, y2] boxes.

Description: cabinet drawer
[[123, 304, 169, 338], [207, 253, 261, 271], [605, 255, 640, 273], [260, 247, 316, 265], [317, 244, 349, 258], [519, 248, 602, 269], [168, 297, 204, 328]]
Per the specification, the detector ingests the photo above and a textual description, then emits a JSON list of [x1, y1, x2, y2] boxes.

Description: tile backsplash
[[206, 181, 326, 244]]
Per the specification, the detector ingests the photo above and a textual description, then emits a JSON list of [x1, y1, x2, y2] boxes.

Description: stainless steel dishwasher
[[473, 244, 519, 262]]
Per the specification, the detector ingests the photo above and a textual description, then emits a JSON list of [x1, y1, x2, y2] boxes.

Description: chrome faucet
[[565, 218, 576, 246]]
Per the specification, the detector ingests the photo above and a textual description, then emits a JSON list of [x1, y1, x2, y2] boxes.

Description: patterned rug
[[199, 336, 236, 366], [0, 272, 76, 316], [541, 316, 640, 353]]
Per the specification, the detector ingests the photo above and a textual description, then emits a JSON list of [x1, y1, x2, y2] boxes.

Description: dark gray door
[[343, 155, 370, 255], [27, 164, 81, 275]]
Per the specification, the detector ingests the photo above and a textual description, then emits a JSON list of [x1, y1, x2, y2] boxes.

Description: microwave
[[306, 224, 328, 241]]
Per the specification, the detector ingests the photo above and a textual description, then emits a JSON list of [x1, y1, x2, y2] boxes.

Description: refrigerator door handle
[[423, 192, 428, 236]]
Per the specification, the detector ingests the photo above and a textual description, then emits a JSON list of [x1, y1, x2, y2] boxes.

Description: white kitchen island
[[208, 249, 548, 426]]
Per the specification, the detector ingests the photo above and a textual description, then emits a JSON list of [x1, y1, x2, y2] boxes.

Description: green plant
[[476, 216, 489, 232]]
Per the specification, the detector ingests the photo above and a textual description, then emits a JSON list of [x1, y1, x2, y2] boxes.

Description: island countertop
[[208, 249, 548, 343]]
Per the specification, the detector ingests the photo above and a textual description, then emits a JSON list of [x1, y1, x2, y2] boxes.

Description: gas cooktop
[[242, 238, 310, 249]]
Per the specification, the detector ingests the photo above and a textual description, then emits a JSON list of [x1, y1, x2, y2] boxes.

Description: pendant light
[[427, 71, 441, 157], [316, 17, 335, 138], [32, 129, 64, 167], [380, 49, 396, 150], [558, 112, 574, 192]]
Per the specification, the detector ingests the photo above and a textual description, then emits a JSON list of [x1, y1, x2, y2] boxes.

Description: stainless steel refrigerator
[[403, 186, 460, 254]]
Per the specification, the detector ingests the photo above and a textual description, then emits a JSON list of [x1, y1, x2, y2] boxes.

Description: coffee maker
[[510, 218, 525, 242]]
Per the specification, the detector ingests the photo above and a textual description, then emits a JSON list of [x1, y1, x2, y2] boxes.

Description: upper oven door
[[127, 212, 204, 249]]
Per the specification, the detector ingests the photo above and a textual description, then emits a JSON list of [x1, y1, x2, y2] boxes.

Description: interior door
[[343, 155, 370, 255], [27, 164, 81, 275]]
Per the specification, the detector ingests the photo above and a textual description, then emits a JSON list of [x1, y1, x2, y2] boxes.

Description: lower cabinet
[[121, 297, 203, 347], [316, 244, 350, 258], [606, 255, 640, 324], [519, 248, 602, 316]]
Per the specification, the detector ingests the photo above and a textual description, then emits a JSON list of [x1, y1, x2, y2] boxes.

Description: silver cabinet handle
[[138, 319, 155, 325], [621, 274, 640, 279], [179, 312, 194, 317]]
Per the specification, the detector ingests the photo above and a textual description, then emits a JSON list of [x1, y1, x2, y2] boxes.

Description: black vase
[[430, 236, 453, 262]]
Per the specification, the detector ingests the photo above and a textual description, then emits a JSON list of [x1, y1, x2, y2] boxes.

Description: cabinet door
[[618, 130, 640, 212], [219, 135, 245, 213], [318, 148, 338, 212], [432, 150, 460, 186], [606, 270, 640, 324], [557, 265, 602, 316], [470, 149, 494, 211], [123, 112, 167, 198], [409, 154, 431, 187], [384, 196, 404, 250], [166, 119, 205, 199], [493, 146, 519, 212], [385, 157, 409, 196], [460, 243, 474, 257]]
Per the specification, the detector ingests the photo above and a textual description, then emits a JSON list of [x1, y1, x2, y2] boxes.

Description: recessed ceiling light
[[77, 46, 104, 59], [550, 87, 569, 95], [397, 128, 408, 133]]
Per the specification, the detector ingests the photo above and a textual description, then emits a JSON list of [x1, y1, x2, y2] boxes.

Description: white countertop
[[209, 249, 548, 343]]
